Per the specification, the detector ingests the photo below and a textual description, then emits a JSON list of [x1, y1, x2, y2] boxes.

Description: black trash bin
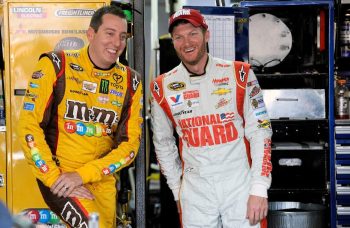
[[268, 201, 326, 228]]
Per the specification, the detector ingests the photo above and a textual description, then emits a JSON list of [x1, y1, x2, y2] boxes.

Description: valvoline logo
[[170, 94, 181, 103], [168, 93, 183, 108]]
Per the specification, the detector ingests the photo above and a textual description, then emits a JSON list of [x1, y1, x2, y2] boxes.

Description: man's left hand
[[246, 195, 268, 225], [50, 172, 83, 198]]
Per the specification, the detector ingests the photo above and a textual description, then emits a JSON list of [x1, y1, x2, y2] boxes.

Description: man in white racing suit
[[150, 8, 272, 228]]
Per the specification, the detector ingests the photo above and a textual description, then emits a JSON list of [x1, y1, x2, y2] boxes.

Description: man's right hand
[[68, 185, 94, 200]]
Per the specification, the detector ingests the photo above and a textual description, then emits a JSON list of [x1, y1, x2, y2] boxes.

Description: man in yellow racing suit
[[18, 5, 143, 228]]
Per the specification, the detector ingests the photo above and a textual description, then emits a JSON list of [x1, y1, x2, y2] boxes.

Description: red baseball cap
[[168, 8, 208, 33]]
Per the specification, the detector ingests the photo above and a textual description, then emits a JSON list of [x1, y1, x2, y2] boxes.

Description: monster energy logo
[[99, 79, 109, 94]]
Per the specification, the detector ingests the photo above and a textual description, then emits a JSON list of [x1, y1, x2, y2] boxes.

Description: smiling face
[[87, 13, 127, 69], [171, 22, 209, 70]]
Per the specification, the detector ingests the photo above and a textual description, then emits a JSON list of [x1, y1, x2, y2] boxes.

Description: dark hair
[[90, 5, 126, 32]]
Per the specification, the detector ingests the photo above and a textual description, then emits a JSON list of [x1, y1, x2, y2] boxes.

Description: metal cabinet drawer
[[270, 149, 327, 190], [337, 166, 350, 175], [336, 185, 350, 195], [336, 146, 350, 155], [337, 206, 350, 215], [262, 89, 325, 119]]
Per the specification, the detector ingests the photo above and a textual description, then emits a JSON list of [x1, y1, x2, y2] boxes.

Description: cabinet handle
[[276, 98, 298, 101], [278, 158, 302, 166]]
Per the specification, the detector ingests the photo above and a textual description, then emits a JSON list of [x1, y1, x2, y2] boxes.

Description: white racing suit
[[150, 55, 272, 228]]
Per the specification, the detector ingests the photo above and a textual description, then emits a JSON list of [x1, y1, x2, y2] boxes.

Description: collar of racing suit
[[181, 54, 214, 84], [86, 45, 117, 70]]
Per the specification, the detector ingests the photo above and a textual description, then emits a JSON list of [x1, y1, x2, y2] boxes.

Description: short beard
[[177, 41, 207, 66]]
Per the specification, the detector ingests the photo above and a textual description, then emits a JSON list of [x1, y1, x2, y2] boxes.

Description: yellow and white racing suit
[[18, 46, 143, 228]]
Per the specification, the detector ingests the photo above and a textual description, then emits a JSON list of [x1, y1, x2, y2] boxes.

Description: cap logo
[[172, 9, 191, 19]]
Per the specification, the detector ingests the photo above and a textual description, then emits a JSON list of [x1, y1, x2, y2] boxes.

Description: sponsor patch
[[254, 109, 268, 117], [61, 202, 88, 228], [85, 123, 96, 137], [29, 82, 39, 88], [26, 135, 49, 173], [70, 90, 88, 96], [102, 168, 111, 175], [167, 81, 186, 91], [212, 88, 231, 96], [103, 151, 135, 175], [251, 96, 265, 110], [168, 93, 184, 108], [115, 64, 125, 71], [68, 76, 83, 84], [183, 90, 199, 100], [111, 100, 122, 107], [110, 90, 123, 97], [64, 121, 77, 133], [220, 112, 235, 122], [23, 102, 35, 111], [82, 81, 97, 93], [178, 113, 237, 147], [76, 122, 87, 135], [99, 79, 109, 94], [66, 52, 80, 57], [261, 138, 272, 177], [112, 73, 123, 84], [69, 63, 83, 71], [64, 99, 118, 125], [215, 98, 231, 109], [25, 91, 38, 101], [98, 95, 109, 104], [32, 70, 44, 79], [212, 77, 229, 86], [25, 134, 34, 142], [187, 99, 199, 108], [173, 109, 193, 117], [216, 63, 230, 67], [94, 71, 110, 77], [257, 119, 271, 129], [249, 86, 261, 98], [247, 80, 259, 87], [39, 164, 49, 173], [110, 75, 124, 90]]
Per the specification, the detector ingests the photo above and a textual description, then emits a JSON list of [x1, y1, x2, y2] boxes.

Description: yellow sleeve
[[17, 57, 61, 187]]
